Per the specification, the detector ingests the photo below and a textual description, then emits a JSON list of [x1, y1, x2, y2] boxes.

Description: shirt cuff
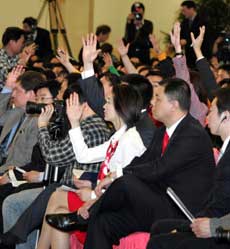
[[81, 69, 95, 79], [39, 172, 45, 182], [196, 56, 205, 62], [1, 87, 12, 93]]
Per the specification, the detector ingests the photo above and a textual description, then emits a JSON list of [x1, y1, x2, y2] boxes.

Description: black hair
[[219, 78, 230, 88], [113, 84, 143, 128], [66, 73, 81, 87], [181, 1, 197, 9], [34, 80, 61, 98], [215, 87, 230, 115], [96, 25, 111, 36], [63, 83, 86, 104], [120, 74, 153, 109], [146, 70, 164, 78], [101, 43, 113, 54], [159, 78, 191, 112], [131, 2, 145, 13], [99, 72, 121, 87], [22, 17, 37, 28], [17, 71, 45, 92], [218, 64, 230, 75], [2, 27, 25, 46]]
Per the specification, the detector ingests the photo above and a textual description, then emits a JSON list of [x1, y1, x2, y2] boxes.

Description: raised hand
[[170, 22, 182, 52], [19, 43, 37, 65], [66, 92, 84, 128], [103, 53, 113, 69], [82, 33, 101, 70], [117, 39, 130, 57], [38, 105, 54, 128], [5, 65, 25, 90], [56, 48, 69, 65], [191, 26, 205, 51], [149, 34, 161, 54]]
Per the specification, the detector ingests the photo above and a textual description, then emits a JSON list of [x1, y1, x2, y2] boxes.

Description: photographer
[[23, 17, 53, 61], [213, 29, 230, 64], [124, 2, 153, 64]]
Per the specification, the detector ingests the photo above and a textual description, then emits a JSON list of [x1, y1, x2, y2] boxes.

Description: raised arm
[[171, 22, 208, 126], [116, 39, 137, 74], [191, 26, 218, 100]]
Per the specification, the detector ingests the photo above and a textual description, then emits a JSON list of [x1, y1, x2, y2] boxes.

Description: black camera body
[[26, 100, 67, 140], [215, 226, 230, 243]]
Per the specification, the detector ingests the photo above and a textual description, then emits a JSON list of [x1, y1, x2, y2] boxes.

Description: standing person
[[180, 0, 212, 68], [124, 2, 153, 64], [22, 17, 53, 61]]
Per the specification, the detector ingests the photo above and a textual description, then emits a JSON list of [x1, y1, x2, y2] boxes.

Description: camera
[[26, 100, 67, 140], [215, 226, 230, 243], [133, 12, 143, 21], [219, 30, 230, 63]]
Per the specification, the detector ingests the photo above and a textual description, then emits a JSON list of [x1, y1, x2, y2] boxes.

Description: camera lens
[[26, 101, 46, 114], [215, 227, 230, 243]]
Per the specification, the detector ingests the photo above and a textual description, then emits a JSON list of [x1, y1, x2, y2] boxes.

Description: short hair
[[22, 17, 37, 28], [131, 2, 145, 12], [113, 84, 143, 128], [120, 74, 153, 109], [66, 73, 81, 87], [63, 83, 86, 104], [215, 87, 230, 115], [159, 78, 191, 112], [101, 43, 113, 54], [181, 1, 197, 9], [35, 80, 61, 98], [17, 71, 45, 92], [146, 70, 164, 78], [96, 25, 111, 36], [2, 27, 25, 46]]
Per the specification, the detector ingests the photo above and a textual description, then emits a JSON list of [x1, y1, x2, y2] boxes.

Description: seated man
[[0, 27, 35, 88], [147, 87, 230, 249], [0, 83, 111, 248], [46, 77, 215, 249], [0, 69, 44, 173], [0, 80, 60, 230]]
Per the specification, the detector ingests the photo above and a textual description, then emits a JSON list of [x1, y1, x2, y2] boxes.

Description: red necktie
[[161, 131, 169, 155], [97, 140, 119, 181]]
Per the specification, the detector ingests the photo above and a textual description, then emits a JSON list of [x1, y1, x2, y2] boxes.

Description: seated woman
[[37, 83, 147, 249]]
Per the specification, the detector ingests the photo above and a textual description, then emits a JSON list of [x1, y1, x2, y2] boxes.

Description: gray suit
[[0, 92, 38, 173]]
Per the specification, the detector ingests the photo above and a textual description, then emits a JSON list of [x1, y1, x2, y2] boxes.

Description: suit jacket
[[181, 14, 212, 68], [200, 142, 230, 217], [78, 76, 156, 148], [124, 114, 216, 215], [0, 93, 38, 173], [34, 27, 53, 60], [196, 58, 219, 101]]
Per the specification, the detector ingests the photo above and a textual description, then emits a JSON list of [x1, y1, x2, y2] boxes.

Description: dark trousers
[[84, 175, 182, 249], [147, 219, 229, 249], [8, 183, 60, 242]]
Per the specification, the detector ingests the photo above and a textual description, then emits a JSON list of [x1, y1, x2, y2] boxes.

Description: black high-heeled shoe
[[46, 211, 88, 232]]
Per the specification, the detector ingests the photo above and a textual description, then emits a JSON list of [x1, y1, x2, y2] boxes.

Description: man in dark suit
[[146, 87, 230, 249], [124, 2, 153, 64], [45, 77, 215, 249], [23, 17, 53, 60], [180, 1, 212, 68]]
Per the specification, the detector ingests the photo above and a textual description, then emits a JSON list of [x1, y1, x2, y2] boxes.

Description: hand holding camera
[[38, 105, 54, 128]]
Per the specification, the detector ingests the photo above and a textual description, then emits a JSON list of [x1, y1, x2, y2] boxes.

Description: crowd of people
[[0, 1, 230, 249]]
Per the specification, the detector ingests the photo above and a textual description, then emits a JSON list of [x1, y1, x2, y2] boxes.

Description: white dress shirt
[[69, 125, 146, 175]]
